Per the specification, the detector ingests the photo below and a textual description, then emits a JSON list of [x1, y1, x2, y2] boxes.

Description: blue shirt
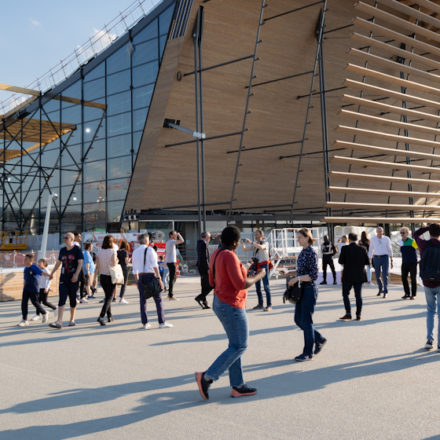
[[24, 264, 43, 293], [158, 260, 165, 274], [297, 246, 318, 281], [83, 251, 96, 274]]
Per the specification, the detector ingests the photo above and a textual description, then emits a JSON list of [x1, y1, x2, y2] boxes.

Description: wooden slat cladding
[[327, 0, 440, 224]]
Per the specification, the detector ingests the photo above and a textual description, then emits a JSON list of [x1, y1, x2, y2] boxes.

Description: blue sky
[[0, 0, 161, 109]]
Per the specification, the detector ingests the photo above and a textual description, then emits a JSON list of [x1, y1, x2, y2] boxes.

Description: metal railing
[[0, 0, 163, 115], [0, 250, 58, 268]]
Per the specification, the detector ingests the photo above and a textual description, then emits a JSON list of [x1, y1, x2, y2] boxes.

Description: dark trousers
[[342, 282, 363, 317], [119, 266, 128, 298], [167, 263, 176, 297], [99, 275, 115, 319], [22, 289, 46, 320], [36, 288, 56, 315], [401, 262, 417, 297], [294, 284, 325, 357], [196, 269, 212, 301], [322, 256, 336, 283], [79, 269, 86, 299], [137, 274, 165, 324]]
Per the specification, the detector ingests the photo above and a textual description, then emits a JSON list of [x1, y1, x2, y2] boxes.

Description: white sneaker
[[17, 320, 29, 327], [42, 313, 50, 323], [119, 299, 128, 304], [80, 298, 88, 303], [159, 322, 173, 329], [31, 315, 41, 321], [143, 323, 152, 330]]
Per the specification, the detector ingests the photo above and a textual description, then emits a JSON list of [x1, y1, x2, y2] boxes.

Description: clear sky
[[0, 0, 161, 108]]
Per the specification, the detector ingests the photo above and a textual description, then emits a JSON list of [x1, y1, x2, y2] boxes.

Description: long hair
[[360, 231, 369, 245], [102, 235, 114, 250], [298, 228, 314, 245]]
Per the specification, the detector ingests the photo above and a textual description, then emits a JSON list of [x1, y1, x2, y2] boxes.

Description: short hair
[[169, 230, 176, 238], [221, 226, 241, 247], [348, 232, 358, 242], [74, 232, 81, 238], [298, 228, 314, 245], [376, 226, 384, 232], [201, 232, 209, 239], [25, 254, 34, 261], [254, 229, 265, 238], [400, 227, 409, 234], [138, 234, 148, 244], [429, 223, 440, 238], [84, 242, 92, 251], [102, 235, 114, 249], [38, 258, 48, 266]]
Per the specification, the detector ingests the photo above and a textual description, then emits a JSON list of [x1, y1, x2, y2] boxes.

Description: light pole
[[38, 193, 58, 260]]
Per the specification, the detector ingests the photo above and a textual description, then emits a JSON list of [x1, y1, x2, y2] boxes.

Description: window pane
[[61, 170, 81, 186], [83, 180, 106, 204], [132, 61, 158, 87], [108, 200, 124, 222], [85, 62, 105, 81], [108, 178, 130, 201], [107, 91, 131, 116], [62, 105, 81, 124], [84, 77, 105, 101], [85, 138, 106, 162], [133, 107, 148, 132], [108, 134, 131, 158], [62, 144, 82, 167], [133, 131, 143, 153], [133, 19, 158, 44], [133, 84, 154, 109], [61, 81, 81, 99], [107, 69, 130, 94], [61, 184, 81, 205], [159, 5, 174, 35], [107, 43, 130, 74], [108, 156, 131, 179], [84, 105, 105, 122], [133, 39, 157, 67], [160, 35, 167, 58], [107, 112, 131, 136], [84, 160, 106, 183]]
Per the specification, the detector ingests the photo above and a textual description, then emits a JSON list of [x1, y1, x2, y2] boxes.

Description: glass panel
[[107, 90, 131, 116], [107, 69, 130, 94], [61, 185, 81, 205], [108, 200, 124, 222], [84, 106, 105, 122], [133, 84, 154, 109], [84, 77, 105, 101], [133, 107, 148, 132], [107, 43, 130, 74], [84, 61, 105, 81], [108, 134, 131, 158], [83, 180, 106, 204], [108, 178, 130, 201], [61, 81, 81, 99], [132, 39, 157, 67], [41, 99, 60, 114], [108, 156, 132, 179], [60, 204, 82, 233], [133, 19, 158, 44], [62, 144, 82, 167], [133, 130, 143, 153], [41, 148, 60, 168], [84, 160, 106, 183], [159, 5, 174, 35], [61, 170, 81, 186], [107, 112, 131, 136], [84, 119, 102, 143], [160, 35, 167, 58], [132, 61, 158, 88], [62, 105, 81, 124], [85, 138, 106, 162], [83, 202, 106, 225]]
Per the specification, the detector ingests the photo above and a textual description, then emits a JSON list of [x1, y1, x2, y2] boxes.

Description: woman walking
[[359, 231, 372, 284], [96, 235, 117, 326], [117, 239, 130, 304], [288, 228, 327, 362], [195, 226, 265, 400]]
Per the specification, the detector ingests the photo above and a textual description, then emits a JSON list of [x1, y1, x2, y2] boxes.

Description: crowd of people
[[15, 223, 440, 401]]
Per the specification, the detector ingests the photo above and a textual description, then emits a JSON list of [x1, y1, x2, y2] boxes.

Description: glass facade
[[0, 1, 175, 237]]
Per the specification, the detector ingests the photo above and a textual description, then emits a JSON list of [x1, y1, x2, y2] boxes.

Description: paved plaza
[[1, 276, 440, 440]]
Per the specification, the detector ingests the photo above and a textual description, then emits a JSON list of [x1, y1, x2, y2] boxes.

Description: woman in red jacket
[[195, 226, 265, 400]]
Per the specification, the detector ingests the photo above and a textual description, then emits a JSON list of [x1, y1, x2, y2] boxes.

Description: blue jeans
[[294, 284, 325, 356], [424, 285, 440, 342], [373, 255, 389, 293], [255, 264, 271, 306], [205, 296, 248, 387]]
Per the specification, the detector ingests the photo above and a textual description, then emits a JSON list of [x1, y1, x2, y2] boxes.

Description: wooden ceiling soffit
[[324, 0, 440, 224]]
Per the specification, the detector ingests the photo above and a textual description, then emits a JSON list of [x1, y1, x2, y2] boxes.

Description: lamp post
[[38, 193, 58, 260]]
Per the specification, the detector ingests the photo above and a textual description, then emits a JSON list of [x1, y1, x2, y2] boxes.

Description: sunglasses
[[63, 236, 70, 240], [400, 232, 407, 235]]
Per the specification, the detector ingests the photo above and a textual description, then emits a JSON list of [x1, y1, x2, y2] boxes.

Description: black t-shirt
[[58, 246, 84, 283], [117, 249, 127, 268]]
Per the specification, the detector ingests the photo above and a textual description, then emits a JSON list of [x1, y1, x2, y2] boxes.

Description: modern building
[[2, 0, 440, 248]]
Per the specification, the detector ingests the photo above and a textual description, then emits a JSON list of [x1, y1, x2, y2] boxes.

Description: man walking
[[49, 232, 83, 328], [338, 233, 370, 321], [165, 230, 184, 300], [132, 234, 172, 329], [369, 226, 393, 298], [195, 232, 213, 309], [414, 224, 440, 350], [400, 227, 418, 300]]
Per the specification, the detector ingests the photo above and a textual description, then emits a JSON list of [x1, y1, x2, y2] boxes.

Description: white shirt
[[97, 248, 117, 275], [38, 267, 51, 290], [132, 245, 158, 274], [255, 240, 269, 262], [165, 239, 177, 264], [368, 235, 393, 259]]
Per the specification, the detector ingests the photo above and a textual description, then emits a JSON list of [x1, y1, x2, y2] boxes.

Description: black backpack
[[420, 240, 440, 282]]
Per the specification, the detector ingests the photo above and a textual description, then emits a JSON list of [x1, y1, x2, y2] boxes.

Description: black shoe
[[112, 298, 116, 302], [294, 353, 313, 362], [355, 316, 362, 321], [97, 317, 106, 326], [339, 314, 352, 321], [202, 301, 210, 310], [425, 339, 434, 350], [107, 316, 115, 323], [410, 296, 415, 300], [195, 371, 212, 400], [252, 304, 263, 310], [314, 338, 327, 355], [99, 299, 104, 303], [333, 281, 337, 285], [231, 384, 257, 398], [376, 292, 382, 296], [383, 293, 387, 298], [401, 295, 410, 299], [195, 297, 205, 309], [320, 281, 327, 285]]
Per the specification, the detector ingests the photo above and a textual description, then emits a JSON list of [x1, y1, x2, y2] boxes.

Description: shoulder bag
[[110, 262, 124, 285], [140, 247, 162, 299]]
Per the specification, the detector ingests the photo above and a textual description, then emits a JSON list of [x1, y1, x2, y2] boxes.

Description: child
[[32, 258, 56, 321], [18, 254, 50, 327], [158, 255, 167, 291]]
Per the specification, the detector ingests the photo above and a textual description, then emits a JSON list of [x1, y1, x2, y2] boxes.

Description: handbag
[[283, 281, 303, 304], [139, 247, 162, 299], [109, 263, 124, 285]]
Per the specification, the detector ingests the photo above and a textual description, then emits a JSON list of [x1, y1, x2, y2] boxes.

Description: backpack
[[419, 240, 440, 282]]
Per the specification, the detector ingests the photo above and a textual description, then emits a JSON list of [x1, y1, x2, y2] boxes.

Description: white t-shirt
[[38, 267, 51, 290], [97, 248, 117, 275], [254, 240, 269, 262], [165, 239, 177, 264], [132, 245, 158, 274]]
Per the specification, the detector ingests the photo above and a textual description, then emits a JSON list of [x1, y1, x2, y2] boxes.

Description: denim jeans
[[294, 284, 325, 356], [424, 285, 440, 342], [373, 255, 389, 293], [255, 264, 271, 307], [205, 296, 248, 387]]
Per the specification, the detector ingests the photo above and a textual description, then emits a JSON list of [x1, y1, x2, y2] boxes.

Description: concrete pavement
[[0, 277, 439, 440]]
